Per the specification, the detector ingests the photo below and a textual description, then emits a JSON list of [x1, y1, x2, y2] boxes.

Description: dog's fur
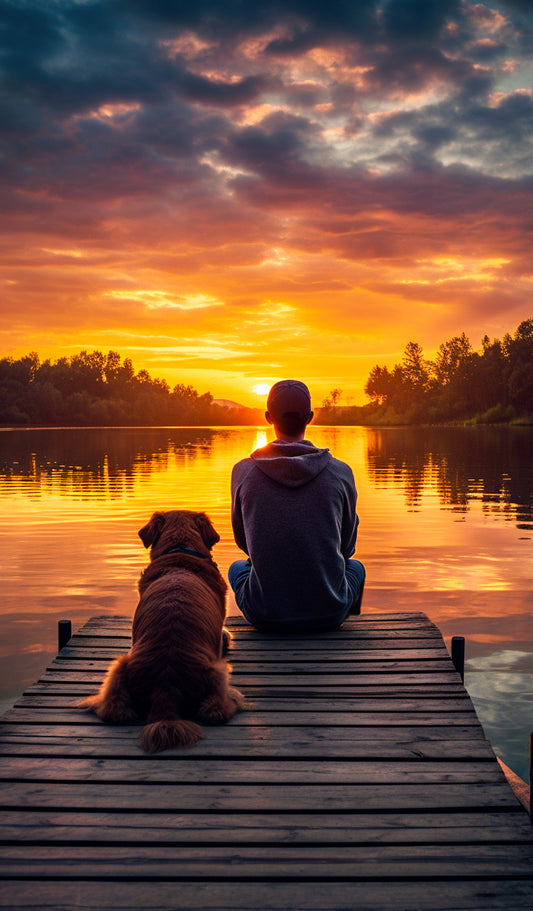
[[79, 510, 244, 752]]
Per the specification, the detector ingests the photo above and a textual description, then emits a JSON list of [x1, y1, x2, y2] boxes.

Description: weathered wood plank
[[23, 681, 468, 697], [1, 708, 482, 726], [55, 642, 451, 659], [0, 757, 506, 784], [0, 741, 493, 765], [34, 669, 462, 685], [0, 780, 519, 811], [69, 629, 446, 647], [13, 694, 477, 712], [0, 722, 491, 743], [1, 610, 532, 911], [78, 611, 431, 626], [45, 656, 460, 680], [2, 842, 533, 880], [3, 809, 531, 844], [0, 740, 498, 760], [3, 880, 533, 911]]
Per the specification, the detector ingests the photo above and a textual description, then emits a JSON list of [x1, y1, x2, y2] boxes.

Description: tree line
[[1, 318, 532, 427], [363, 318, 533, 423], [321, 318, 533, 425], [0, 350, 260, 426]]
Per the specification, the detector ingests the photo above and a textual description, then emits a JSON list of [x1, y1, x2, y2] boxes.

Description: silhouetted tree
[[363, 319, 533, 424], [0, 349, 226, 426]]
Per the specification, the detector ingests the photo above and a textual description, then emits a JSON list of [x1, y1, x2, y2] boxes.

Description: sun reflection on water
[[253, 429, 268, 450]]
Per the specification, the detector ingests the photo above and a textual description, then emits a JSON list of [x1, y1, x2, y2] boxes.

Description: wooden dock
[[1, 611, 532, 910]]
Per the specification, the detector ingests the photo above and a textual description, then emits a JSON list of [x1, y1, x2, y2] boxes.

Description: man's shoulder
[[325, 454, 354, 479], [231, 457, 257, 483]]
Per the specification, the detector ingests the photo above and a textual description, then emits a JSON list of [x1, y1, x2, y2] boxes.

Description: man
[[229, 380, 365, 632]]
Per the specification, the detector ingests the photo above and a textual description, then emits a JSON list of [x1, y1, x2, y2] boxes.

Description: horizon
[[2, 1, 532, 408]]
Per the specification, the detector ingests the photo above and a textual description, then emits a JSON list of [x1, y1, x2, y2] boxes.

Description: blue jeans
[[228, 558, 365, 631]]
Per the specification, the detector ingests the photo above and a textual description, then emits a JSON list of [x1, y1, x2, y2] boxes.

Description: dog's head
[[138, 510, 220, 556]]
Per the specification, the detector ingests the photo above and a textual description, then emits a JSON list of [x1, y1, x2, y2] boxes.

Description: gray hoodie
[[231, 439, 359, 629]]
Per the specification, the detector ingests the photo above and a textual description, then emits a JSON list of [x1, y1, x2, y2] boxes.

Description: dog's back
[[79, 511, 244, 752], [130, 569, 226, 750]]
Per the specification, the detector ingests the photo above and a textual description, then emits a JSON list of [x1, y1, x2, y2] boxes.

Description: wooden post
[[451, 636, 465, 683], [530, 732, 532, 823], [58, 619, 72, 652]]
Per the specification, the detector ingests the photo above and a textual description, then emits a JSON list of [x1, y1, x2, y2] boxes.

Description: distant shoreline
[[2, 416, 533, 431]]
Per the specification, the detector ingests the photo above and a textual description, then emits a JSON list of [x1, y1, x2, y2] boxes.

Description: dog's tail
[[140, 719, 204, 753], [140, 686, 204, 752]]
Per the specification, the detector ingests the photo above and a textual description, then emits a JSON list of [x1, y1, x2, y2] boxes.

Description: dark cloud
[[0, 1, 65, 73], [178, 72, 271, 106], [229, 111, 321, 169], [499, 0, 533, 14], [463, 92, 533, 142], [0, 0, 531, 365], [123, 0, 380, 41], [382, 0, 461, 41], [364, 45, 470, 96]]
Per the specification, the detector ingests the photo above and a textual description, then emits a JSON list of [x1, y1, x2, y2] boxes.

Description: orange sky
[[2, 1, 532, 408]]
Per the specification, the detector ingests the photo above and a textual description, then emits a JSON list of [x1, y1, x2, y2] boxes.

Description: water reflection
[[254, 430, 268, 450], [366, 426, 533, 529], [0, 428, 221, 500], [464, 669, 533, 782], [0, 424, 531, 780]]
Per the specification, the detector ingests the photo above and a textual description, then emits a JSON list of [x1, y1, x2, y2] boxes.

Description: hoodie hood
[[250, 439, 331, 488]]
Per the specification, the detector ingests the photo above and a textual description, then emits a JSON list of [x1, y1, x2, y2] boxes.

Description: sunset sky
[[2, 0, 532, 407]]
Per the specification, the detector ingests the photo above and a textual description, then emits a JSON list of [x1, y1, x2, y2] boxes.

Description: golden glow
[[253, 430, 268, 449], [104, 290, 224, 311], [2, 5, 530, 410], [237, 103, 283, 125], [252, 384, 271, 396], [3, 238, 520, 407], [41, 248, 83, 258], [1, 427, 529, 616], [162, 34, 216, 59], [93, 102, 141, 119]]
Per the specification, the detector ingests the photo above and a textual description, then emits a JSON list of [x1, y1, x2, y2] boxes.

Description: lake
[[1, 424, 531, 780]]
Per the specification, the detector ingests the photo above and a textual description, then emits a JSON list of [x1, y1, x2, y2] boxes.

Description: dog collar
[[160, 545, 210, 560]]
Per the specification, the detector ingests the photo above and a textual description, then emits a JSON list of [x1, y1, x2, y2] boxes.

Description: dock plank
[[3, 809, 533, 844], [0, 733, 495, 760], [2, 880, 533, 911], [3, 842, 533, 880], [0, 757, 506, 784], [1, 611, 532, 911]]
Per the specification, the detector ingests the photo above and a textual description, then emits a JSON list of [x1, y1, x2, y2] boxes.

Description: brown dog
[[79, 510, 244, 752]]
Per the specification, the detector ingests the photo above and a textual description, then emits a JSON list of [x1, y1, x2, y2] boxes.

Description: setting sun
[[252, 384, 271, 396]]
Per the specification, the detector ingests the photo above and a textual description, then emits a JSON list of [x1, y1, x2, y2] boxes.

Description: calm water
[[1, 425, 531, 780]]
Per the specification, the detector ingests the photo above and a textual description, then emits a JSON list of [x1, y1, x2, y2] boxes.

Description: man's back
[[231, 438, 359, 630]]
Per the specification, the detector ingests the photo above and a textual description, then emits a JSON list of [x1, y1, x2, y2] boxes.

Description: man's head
[[265, 380, 313, 440]]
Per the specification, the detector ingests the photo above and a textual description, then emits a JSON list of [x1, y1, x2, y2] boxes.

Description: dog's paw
[[197, 696, 229, 725], [221, 628, 232, 657], [79, 694, 138, 724], [198, 687, 245, 724], [101, 703, 139, 724], [227, 686, 245, 712], [77, 694, 100, 714]]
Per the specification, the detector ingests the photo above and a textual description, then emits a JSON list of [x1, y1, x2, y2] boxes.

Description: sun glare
[[252, 383, 271, 396]]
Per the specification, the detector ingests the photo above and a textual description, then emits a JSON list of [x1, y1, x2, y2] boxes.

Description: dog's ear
[[138, 512, 166, 548], [195, 512, 220, 549]]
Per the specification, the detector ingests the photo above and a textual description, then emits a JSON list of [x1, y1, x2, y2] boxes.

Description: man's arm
[[230, 464, 250, 555], [340, 470, 358, 560]]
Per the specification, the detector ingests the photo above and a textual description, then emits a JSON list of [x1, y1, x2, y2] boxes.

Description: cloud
[[105, 290, 225, 310], [1, 0, 532, 401], [382, 0, 462, 42]]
